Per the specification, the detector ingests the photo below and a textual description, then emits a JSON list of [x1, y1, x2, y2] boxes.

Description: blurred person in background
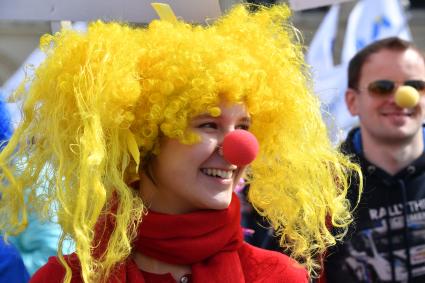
[[0, 92, 74, 276], [324, 37, 425, 283], [0, 97, 29, 282]]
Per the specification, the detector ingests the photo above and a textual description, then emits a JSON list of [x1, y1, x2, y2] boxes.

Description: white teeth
[[202, 168, 233, 179]]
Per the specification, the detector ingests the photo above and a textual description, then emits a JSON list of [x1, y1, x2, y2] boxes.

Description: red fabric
[[31, 243, 308, 283], [317, 251, 327, 283], [239, 243, 308, 283], [134, 192, 243, 265], [31, 194, 308, 283], [140, 270, 190, 282]]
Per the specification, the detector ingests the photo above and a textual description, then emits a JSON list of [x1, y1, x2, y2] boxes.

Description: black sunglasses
[[367, 79, 425, 95]]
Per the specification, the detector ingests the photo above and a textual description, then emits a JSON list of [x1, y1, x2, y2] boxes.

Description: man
[[324, 37, 425, 282]]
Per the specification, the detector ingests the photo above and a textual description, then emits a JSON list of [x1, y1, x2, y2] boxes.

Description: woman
[[0, 4, 361, 283]]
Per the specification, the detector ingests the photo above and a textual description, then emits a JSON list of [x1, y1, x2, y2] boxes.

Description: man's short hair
[[347, 37, 424, 90]]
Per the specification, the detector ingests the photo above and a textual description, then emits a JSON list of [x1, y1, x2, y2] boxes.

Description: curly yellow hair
[[0, 4, 361, 282]]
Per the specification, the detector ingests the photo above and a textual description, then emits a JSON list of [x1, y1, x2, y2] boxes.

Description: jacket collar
[[342, 126, 425, 180]]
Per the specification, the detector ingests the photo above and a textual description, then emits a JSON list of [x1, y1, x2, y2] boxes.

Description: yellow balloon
[[395, 85, 420, 108]]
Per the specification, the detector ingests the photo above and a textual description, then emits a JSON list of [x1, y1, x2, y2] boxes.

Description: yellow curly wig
[[0, 4, 361, 282]]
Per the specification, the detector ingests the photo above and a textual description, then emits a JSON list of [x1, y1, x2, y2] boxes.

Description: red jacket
[[31, 242, 307, 283]]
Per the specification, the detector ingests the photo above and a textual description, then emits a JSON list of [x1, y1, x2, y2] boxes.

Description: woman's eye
[[198, 122, 217, 129], [236, 124, 250, 131]]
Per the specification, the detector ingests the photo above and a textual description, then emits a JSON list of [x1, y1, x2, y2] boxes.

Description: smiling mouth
[[201, 168, 234, 179], [382, 112, 413, 117]]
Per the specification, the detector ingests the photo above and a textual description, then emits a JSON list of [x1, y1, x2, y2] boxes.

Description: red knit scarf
[[112, 193, 245, 282]]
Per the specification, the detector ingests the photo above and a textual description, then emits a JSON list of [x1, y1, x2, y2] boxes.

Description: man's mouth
[[382, 111, 413, 117]]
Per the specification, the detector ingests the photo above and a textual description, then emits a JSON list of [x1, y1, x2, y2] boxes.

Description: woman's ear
[[124, 159, 141, 187], [140, 152, 158, 187]]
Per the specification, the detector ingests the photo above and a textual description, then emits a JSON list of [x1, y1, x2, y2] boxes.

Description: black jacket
[[325, 127, 425, 283]]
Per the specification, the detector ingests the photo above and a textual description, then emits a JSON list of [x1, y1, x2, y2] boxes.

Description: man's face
[[346, 48, 425, 145]]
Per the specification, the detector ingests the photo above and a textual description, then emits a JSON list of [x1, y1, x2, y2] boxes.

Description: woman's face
[[140, 102, 250, 214]]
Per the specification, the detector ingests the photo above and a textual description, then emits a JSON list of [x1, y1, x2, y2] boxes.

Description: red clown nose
[[222, 130, 259, 166]]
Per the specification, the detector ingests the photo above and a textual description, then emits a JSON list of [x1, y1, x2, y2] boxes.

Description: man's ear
[[345, 88, 359, 116]]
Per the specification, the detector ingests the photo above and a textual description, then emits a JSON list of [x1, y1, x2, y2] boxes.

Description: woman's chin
[[203, 192, 233, 210]]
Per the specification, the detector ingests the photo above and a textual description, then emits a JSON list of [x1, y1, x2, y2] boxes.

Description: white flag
[[341, 0, 411, 64], [306, 5, 355, 142], [306, 4, 341, 111], [307, 4, 340, 74]]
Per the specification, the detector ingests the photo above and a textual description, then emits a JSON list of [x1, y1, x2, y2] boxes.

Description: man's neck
[[360, 131, 424, 175]]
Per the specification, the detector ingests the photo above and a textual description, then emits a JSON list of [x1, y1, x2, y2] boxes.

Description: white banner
[[289, 0, 352, 11], [305, 4, 356, 141], [0, 0, 222, 23], [341, 0, 411, 63], [307, 4, 340, 74]]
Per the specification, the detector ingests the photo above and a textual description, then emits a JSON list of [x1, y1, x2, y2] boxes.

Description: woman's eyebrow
[[192, 114, 215, 120], [240, 117, 251, 124], [192, 114, 250, 123]]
